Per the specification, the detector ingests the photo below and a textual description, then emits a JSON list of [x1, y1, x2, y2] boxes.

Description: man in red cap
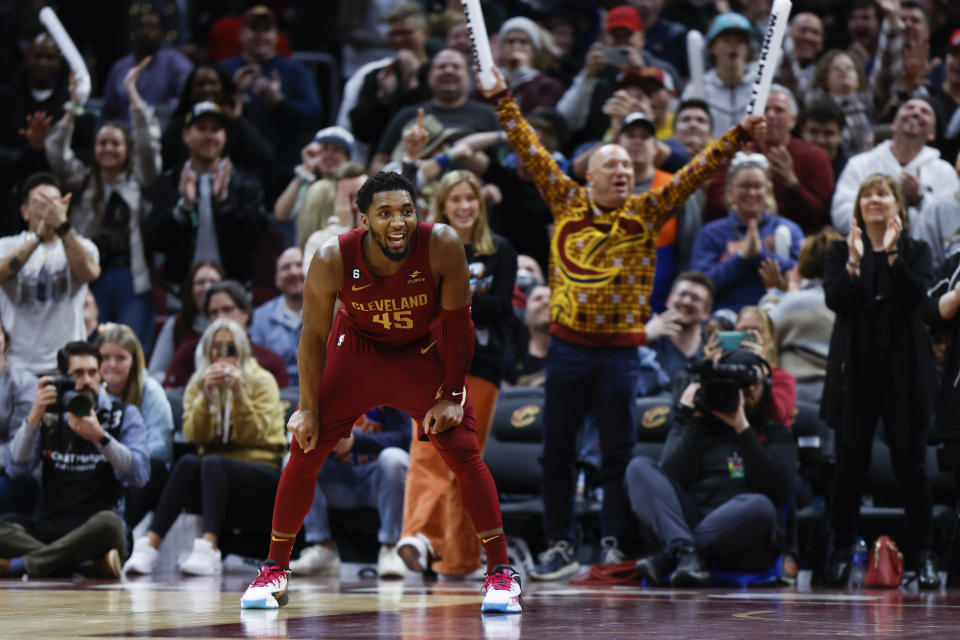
[[556, 5, 681, 149], [219, 6, 321, 200]]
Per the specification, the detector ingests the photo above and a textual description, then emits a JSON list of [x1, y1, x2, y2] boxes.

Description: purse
[[864, 535, 904, 588]]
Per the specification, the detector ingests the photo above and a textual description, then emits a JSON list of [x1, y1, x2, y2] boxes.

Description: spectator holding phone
[[556, 5, 681, 149]]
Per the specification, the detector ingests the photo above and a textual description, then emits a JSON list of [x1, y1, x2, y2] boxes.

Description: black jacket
[[146, 161, 269, 284], [466, 234, 518, 386], [821, 235, 935, 449], [660, 412, 796, 514]]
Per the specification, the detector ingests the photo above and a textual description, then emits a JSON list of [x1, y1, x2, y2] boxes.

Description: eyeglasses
[[733, 181, 767, 191], [212, 342, 237, 358]]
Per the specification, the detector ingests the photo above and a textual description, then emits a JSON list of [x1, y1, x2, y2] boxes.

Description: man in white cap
[[495, 16, 564, 113], [274, 126, 355, 223]]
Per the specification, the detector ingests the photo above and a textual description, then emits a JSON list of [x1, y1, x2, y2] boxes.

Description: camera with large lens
[[44, 375, 94, 417], [688, 359, 758, 414]]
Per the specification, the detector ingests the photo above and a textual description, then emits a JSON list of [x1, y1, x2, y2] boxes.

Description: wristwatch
[[99, 434, 112, 447]]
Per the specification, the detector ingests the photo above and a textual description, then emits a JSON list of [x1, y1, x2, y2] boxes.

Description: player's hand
[[423, 399, 464, 435], [288, 409, 320, 453]]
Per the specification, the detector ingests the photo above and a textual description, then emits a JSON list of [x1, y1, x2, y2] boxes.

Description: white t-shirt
[[0, 232, 100, 375]]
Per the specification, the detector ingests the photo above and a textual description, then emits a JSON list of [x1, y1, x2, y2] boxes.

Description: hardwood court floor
[[3, 567, 960, 639]]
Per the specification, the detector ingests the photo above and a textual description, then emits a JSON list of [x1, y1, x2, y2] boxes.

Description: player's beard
[[373, 230, 411, 262]]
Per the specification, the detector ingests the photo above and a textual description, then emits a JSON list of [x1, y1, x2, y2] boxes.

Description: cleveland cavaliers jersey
[[337, 221, 441, 346]]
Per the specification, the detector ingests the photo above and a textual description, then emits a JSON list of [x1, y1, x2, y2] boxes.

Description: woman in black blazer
[[821, 173, 939, 589]]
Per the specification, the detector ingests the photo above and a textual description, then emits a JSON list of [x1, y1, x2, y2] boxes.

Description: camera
[[44, 375, 94, 417], [688, 359, 758, 414]]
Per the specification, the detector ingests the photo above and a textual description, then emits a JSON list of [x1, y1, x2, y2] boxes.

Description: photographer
[[0, 342, 149, 579], [626, 351, 797, 587]]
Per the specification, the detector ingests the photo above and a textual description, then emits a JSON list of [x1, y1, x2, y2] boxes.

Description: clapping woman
[[821, 173, 939, 589], [45, 59, 160, 351]]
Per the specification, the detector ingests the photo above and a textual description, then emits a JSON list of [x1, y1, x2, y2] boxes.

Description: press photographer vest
[[35, 401, 126, 540]]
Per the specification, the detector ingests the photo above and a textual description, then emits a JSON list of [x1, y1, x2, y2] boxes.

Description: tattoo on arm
[[9, 257, 22, 273]]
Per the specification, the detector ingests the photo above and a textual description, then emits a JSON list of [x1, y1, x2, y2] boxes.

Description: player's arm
[[423, 223, 475, 434], [290, 238, 343, 452]]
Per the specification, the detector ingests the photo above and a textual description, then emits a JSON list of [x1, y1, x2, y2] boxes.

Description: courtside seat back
[[634, 394, 673, 442], [485, 386, 545, 497]]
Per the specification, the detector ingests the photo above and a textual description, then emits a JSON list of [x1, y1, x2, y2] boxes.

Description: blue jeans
[[302, 447, 409, 545], [91, 267, 155, 355], [541, 337, 641, 543]]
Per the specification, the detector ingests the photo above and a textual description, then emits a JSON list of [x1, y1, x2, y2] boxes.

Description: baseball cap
[[706, 12, 752, 44], [243, 5, 277, 30], [949, 28, 960, 52], [391, 114, 465, 162], [622, 112, 656, 134], [185, 101, 228, 127], [606, 6, 644, 34], [628, 66, 676, 93], [313, 126, 354, 155]]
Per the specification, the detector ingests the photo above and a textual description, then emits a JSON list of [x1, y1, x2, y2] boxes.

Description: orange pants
[[401, 374, 499, 575]]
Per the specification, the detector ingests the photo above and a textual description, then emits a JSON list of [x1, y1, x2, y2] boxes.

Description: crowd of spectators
[[1, 0, 960, 588]]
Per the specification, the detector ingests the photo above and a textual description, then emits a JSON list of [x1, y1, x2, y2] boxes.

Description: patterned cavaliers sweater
[[491, 91, 752, 346]]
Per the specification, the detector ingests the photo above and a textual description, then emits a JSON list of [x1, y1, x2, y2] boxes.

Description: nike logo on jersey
[[352, 283, 373, 291], [420, 340, 437, 354]]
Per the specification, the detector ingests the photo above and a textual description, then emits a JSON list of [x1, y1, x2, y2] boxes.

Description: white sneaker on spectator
[[288, 544, 341, 576], [122, 536, 158, 575], [179, 538, 222, 575], [396, 533, 435, 572], [377, 544, 406, 579]]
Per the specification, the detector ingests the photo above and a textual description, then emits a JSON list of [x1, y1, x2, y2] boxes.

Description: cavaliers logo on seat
[[641, 405, 670, 429], [510, 405, 540, 428]]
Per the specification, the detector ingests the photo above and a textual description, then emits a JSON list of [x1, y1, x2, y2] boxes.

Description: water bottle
[[774, 224, 792, 259], [848, 537, 868, 588]]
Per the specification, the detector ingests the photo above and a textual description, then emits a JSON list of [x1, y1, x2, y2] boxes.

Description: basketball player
[[241, 171, 522, 614]]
